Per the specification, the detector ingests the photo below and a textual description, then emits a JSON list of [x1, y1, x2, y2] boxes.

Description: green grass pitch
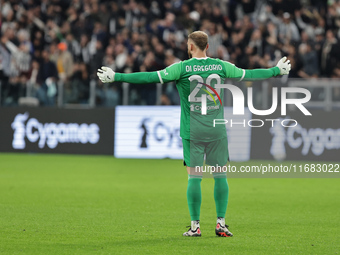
[[0, 153, 339, 254]]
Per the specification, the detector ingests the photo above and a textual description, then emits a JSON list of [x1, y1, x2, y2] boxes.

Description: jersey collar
[[192, 57, 208, 60]]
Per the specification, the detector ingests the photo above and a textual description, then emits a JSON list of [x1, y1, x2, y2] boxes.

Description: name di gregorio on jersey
[[186, 64, 223, 72]]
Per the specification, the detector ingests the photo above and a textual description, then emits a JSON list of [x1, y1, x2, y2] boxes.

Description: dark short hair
[[188, 31, 208, 51]]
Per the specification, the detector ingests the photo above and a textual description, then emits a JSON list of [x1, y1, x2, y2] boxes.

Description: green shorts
[[182, 137, 229, 167]]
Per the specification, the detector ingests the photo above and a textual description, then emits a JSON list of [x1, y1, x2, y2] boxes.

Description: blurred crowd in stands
[[0, 0, 340, 106]]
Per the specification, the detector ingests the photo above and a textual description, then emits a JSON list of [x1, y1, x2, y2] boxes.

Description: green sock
[[187, 175, 202, 221], [214, 174, 229, 218]]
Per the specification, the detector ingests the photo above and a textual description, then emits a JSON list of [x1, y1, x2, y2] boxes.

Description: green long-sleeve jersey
[[115, 57, 280, 141]]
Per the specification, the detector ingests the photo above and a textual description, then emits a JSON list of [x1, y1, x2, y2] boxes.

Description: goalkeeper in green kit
[[97, 31, 291, 237]]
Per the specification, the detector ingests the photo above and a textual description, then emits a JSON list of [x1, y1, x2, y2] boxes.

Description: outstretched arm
[[243, 67, 280, 80], [115, 72, 160, 84], [97, 62, 182, 84], [97, 67, 161, 84], [224, 57, 291, 81]]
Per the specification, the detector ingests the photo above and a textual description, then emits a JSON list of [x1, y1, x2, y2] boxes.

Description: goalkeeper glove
[[276, 56, 291, 75], [97, 66, 115, 83]]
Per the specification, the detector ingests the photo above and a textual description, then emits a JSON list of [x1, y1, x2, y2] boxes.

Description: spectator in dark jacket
[[36, 49, 58, 105]]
